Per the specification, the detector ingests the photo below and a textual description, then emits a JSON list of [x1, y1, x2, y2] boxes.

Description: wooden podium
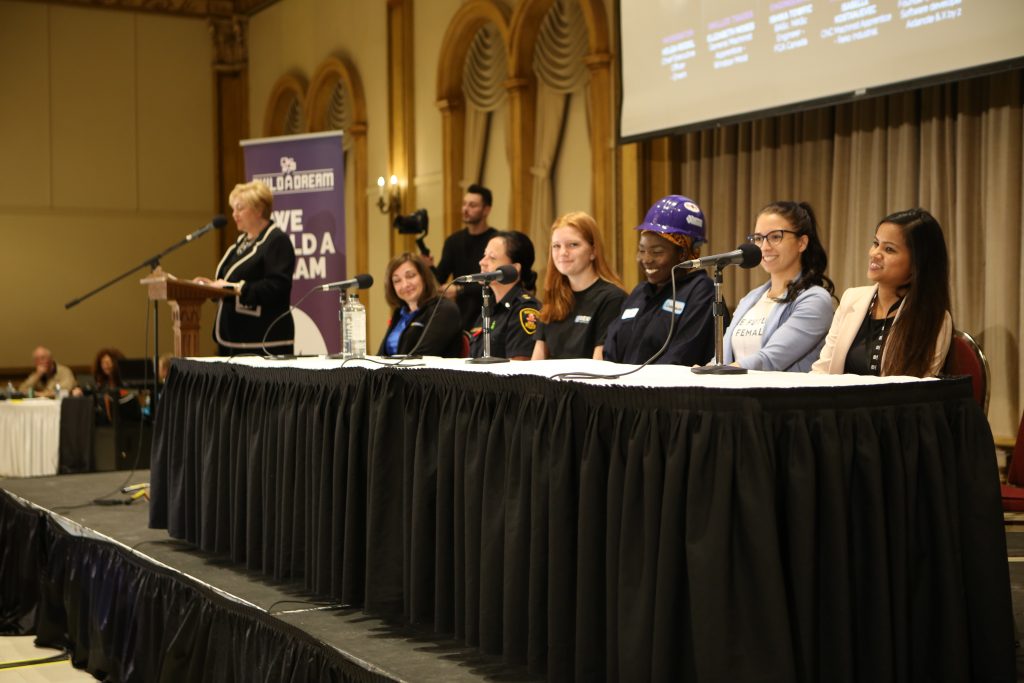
[[140, 267, 229, 356]]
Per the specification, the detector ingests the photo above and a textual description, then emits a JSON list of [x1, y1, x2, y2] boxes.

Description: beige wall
[[0, 2, 218, 370], [248, 0, 391, 349]]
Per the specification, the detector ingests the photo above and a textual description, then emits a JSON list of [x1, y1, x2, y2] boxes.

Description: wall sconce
[[376, 175, 401, 214]]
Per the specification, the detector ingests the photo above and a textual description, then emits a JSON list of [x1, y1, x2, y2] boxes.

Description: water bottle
[[341, 291, 366, 359], [5, 382, 13, 398]]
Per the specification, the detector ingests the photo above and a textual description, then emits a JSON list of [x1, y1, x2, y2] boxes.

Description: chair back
[[460, 331, 471, 358], [949, 330, 990, 414]]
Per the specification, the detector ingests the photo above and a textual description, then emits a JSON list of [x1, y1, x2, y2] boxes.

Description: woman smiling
[[720, 201, 835, 371], [602, 195, 715, 366], [378, 253, 463, 357], [812, 208, 952, 377], [532, 212, 626, 360]]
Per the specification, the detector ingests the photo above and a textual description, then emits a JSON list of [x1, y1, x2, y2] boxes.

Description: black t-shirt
[[536, 279, 627, 359], [602, 270, 714, 365], [433, 227, 499, 331], [468, 284, 541, 359]]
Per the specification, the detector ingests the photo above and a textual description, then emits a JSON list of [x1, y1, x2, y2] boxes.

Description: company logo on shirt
[[574, 315, 592, 324]]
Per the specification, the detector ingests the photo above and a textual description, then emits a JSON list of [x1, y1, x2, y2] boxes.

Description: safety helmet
[[635, 195, 706, 246]]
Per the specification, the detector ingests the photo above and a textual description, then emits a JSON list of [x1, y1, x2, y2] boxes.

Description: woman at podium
[[194, 180, 295, 356]]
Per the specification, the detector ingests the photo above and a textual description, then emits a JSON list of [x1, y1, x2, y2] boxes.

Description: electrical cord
[[548, 261, 690, 382]]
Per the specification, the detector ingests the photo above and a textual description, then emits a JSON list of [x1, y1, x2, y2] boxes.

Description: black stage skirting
[[149, 360, 1015, 682], [0, 489, 384, 683]]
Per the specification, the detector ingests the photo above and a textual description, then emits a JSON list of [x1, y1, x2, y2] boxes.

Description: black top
[[214, 222, 295, 353], [536, 279, 627, 359], [377, 297, 464, 358], [602, 270, 714, 365], [468, 284, 542, 359], [432, 227, 499, 331]]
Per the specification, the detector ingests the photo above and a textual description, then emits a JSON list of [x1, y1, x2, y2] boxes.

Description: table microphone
[[455, 264, 518, 284], [679, 242, 762, 270]]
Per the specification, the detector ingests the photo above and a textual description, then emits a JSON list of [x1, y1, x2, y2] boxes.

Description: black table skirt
[[149, 360, 1015, 682]]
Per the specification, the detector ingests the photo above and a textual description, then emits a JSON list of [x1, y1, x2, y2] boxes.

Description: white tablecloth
[[0, 399, 61, 477], [191, 355, 931, 389]]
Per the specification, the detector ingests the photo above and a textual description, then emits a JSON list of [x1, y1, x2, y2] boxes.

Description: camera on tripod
[[392, 209, 430, 256]]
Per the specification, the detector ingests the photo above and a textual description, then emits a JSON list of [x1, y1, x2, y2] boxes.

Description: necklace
[[236, 234, 257, 256], [866, 290, 902, 374]]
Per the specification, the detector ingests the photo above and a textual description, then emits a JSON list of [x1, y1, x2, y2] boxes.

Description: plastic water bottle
[[342, 291, 366, 359]]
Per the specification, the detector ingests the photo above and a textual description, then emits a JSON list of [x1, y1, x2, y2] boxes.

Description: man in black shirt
[[424, 184, 498, 330]]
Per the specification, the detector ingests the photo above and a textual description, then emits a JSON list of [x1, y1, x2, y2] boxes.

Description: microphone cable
[[547, 262, 690, 382]]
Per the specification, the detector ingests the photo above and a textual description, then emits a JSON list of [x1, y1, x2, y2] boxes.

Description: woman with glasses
[[811, 208, 952, 377], [720, 201, 835, 371]]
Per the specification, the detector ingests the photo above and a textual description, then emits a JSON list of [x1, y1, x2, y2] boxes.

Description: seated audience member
[[89, 348, 130, 424], [378, 253, 463, 357], [812, 208, 952, 377], [18, 346, 77, 397], [720, 201, 835, 371], [532, 212, 627, 360], [603, 195, 714, 366], [468, 231, 542, 360]]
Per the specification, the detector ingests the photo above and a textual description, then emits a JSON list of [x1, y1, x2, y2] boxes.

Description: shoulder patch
[[519, 307, 540, 335]]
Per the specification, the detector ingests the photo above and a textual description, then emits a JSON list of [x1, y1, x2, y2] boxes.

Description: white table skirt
[[0, 399, 61, 477]]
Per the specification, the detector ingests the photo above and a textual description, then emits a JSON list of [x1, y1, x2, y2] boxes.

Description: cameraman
[[423, 184, 498, 331]]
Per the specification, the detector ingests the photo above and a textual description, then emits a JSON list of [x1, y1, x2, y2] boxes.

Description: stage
[[0, 471, 540, 682]]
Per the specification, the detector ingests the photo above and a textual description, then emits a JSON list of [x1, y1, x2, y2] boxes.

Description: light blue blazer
[[723, 281, 835, 372]]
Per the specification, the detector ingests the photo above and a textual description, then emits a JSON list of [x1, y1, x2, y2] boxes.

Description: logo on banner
[[253, 156, 335, 195]]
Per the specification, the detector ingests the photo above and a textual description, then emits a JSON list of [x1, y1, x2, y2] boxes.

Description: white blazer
[[811, 285, 951, 376]]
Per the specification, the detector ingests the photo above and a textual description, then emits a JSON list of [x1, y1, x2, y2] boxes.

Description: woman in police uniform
[[194, 180, 295, 356], [468, 230, 541, 360], [602, 195, 715, 366]]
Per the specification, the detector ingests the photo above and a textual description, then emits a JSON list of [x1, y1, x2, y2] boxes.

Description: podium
[[140, 267, 229, 357]]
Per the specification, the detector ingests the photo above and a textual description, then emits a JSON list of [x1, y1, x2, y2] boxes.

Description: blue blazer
[[723, 282, 834, 371]]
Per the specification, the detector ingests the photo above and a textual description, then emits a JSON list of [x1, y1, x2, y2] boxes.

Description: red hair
[[540, 212, 625, 324]]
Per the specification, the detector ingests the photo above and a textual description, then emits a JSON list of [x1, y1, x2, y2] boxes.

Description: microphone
[[320, 273, 374, 291], [679, 242, 762, 270], [185, 215, 227, 242], [455, 264, 518, 284]]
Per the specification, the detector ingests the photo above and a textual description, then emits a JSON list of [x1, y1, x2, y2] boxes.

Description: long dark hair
[[93, 348, 125, 388], [758, 201, 834, 302], [879, 208, 952, 377], [494, 230, 538, 291]]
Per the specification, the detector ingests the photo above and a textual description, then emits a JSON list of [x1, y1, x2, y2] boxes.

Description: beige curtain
[[664, 69, 1024, 436], [529, 0, 590, 283], [462, 24, 507, 192]]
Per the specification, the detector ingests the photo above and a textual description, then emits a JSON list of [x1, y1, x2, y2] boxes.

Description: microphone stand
[[692, 264, 746, 375], [467, 285, 508, 364], [65, 227, 220, 418]]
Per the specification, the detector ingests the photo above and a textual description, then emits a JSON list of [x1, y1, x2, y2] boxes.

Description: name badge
[[662, 299, 685, 315], [574, 315, 592, 324], [621, 307, 639, 320]]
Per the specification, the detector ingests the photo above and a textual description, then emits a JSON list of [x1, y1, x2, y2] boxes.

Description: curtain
[[664, 69, 1024, 436]]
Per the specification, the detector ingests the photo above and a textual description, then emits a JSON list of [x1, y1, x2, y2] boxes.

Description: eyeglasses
[[746, 229, 799, 246]]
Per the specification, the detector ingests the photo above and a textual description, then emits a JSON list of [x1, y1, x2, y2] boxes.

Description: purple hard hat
[[635, 195, 706, 245]]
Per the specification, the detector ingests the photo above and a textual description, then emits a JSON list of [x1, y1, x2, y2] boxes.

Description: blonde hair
[[229, 181, 274, 219]]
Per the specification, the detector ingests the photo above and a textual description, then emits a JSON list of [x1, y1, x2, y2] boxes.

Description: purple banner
[[241, 131, 345, 354]]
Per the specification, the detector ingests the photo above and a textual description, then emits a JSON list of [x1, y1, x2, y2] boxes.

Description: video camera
[[393, 209, 430, 256]]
